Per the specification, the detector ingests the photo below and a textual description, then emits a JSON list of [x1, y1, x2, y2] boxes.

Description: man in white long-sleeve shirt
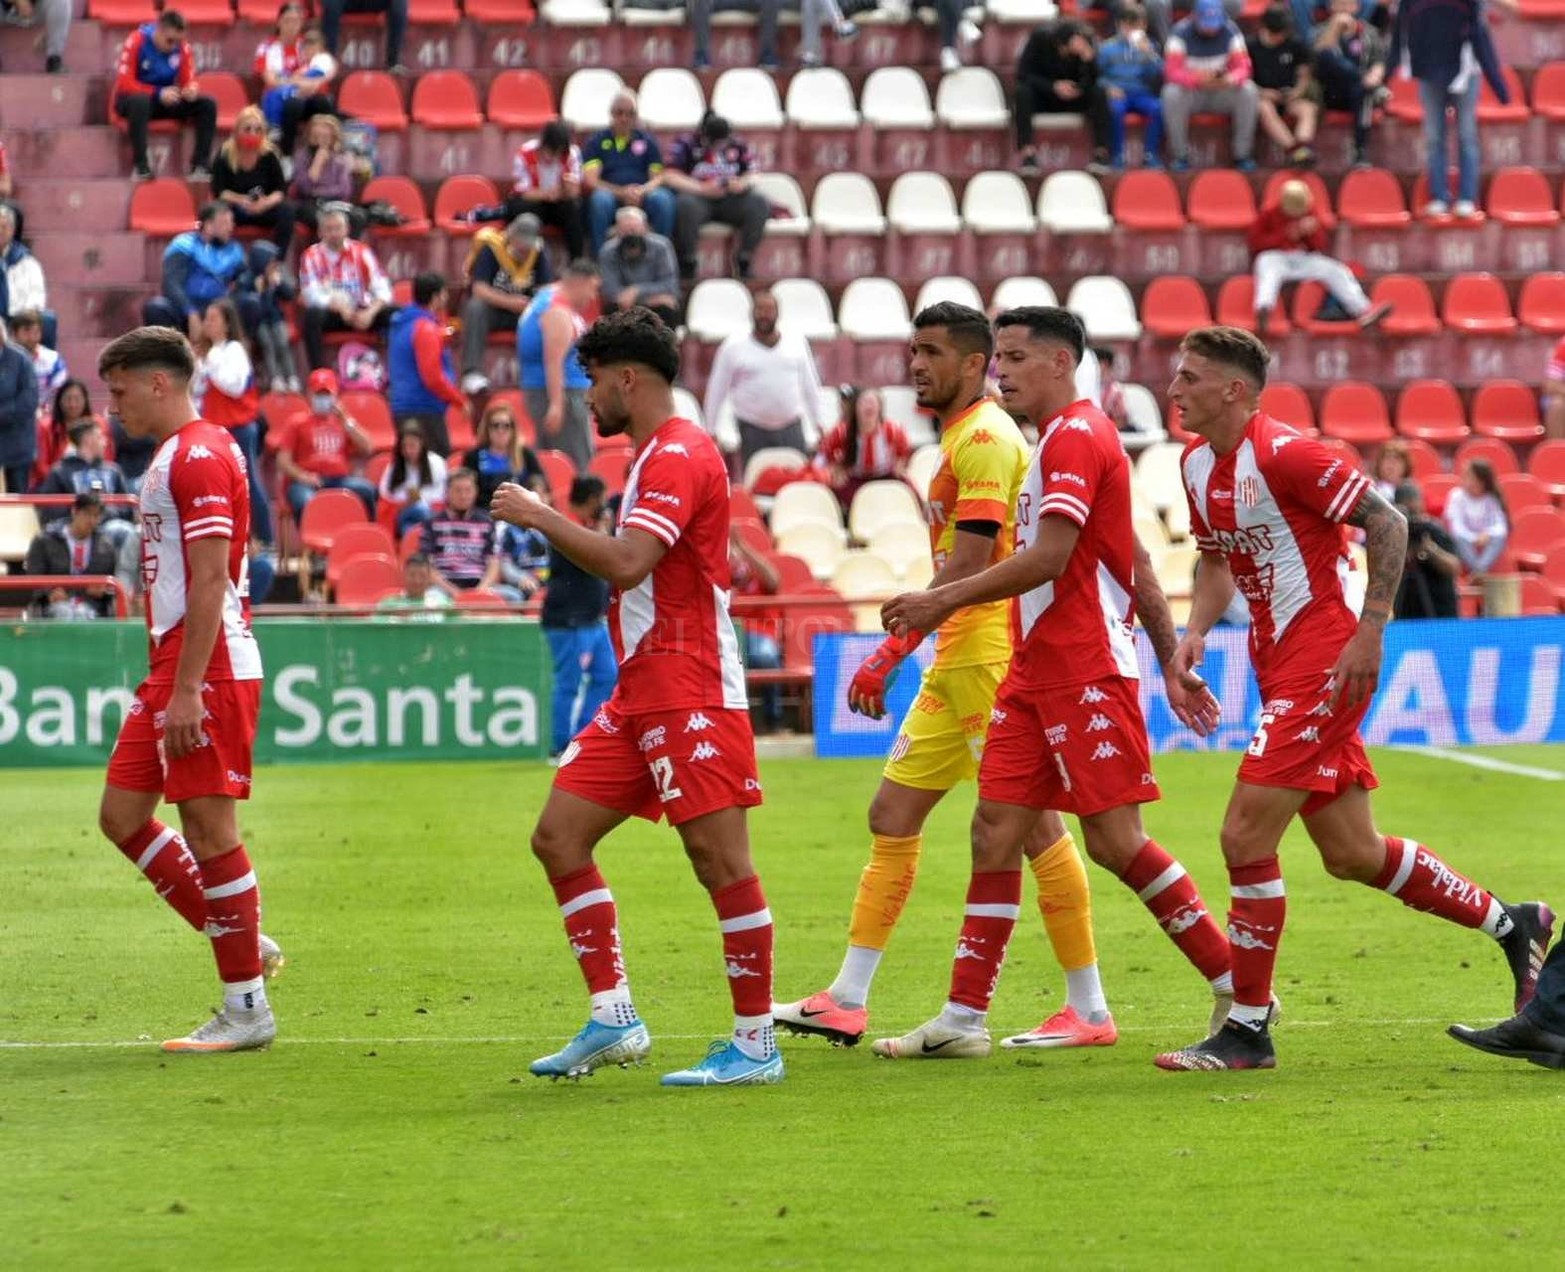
[[298, 205, 395, 370], [703, 289, 825, 466]]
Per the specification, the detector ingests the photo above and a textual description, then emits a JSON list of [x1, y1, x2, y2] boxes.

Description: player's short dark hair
[[912, 301, 994, 362], [575, 307, 680, 383], [1261, 3, 1292, 32], [412, 271, 447, 307], [447, 466, 477, 485], [158, 9, 187, 30], [569, 474, 607, 505], [563, 258, 600, 280], [993, 306, 1086, 364], [1180, 325, 1270, 390], [98, 326, 197, 381], [198, 201, 230, 226]]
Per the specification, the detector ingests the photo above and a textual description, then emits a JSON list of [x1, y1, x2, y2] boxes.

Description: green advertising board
[[0, 618, 551, 768]]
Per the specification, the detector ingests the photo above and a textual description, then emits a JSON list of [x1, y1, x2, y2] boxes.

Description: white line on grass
[[1396, 745, 1565, 782]]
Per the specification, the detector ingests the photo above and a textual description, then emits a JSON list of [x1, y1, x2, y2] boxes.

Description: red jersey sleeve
[[114, 29, 152, 99], [1264, 433, 1373, 524], [622, 444, 698, 547], [169, 439, 241, 543], [177, 39, 197, 90], [1035, 420, 1103, 528], [1548, 336, 1565, 383]]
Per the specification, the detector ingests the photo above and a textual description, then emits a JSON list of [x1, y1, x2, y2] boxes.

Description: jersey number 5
[[650, 755, 684, 803]]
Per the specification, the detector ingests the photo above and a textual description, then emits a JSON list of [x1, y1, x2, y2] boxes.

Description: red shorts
[[552, 698, 762, 826], [106, 678, 261, 804], [979, 673, 1160, 817], [1238, 673, 1379, 815]]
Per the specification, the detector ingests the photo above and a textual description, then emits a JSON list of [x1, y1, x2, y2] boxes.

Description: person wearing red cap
[[275, 368, 377, 518]]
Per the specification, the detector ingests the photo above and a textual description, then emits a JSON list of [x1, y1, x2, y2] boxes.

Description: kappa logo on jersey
[[684, 712, 714, 732], [661, 443, 689, 456], [1060, 418, 1092, 434], [1090, 741, 1121, 761], [690, 741, 721, 762], [1294, 726, 1321, 744], [1079, 685, 1108, 705], [968, 429, 995, 445], [1045, 724, 1068, 747], [185, 445, 214, 461], [638, 726, 666, 753], [1086, 713, 1114, 732], [1271, 434, 1295, 453]]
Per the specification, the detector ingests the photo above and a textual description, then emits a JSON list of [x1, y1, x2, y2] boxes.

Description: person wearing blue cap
[[1160, 0, 1259, 172]]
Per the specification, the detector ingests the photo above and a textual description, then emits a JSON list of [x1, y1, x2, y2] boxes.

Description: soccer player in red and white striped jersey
[[1157, 326, 1555, 1072], [95, 326, 281, 1054], [491, 309, 780, 1088]]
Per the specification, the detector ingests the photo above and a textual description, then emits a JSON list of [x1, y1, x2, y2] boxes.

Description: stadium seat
[[781, 586, 854, 666], [1385, 73, 1424, 123], [784, 67, 860, 128], [1398, 437, 1444, 480], [1441, 273, 1518, 334], [433, 175, 499, 234], [860, 67, 935, 128], [1121, 383, 1165, 440], [1518, 273, 1565, 334], [887, 173, 962, 233], [1261, 170, 1336, 228], [1134, 442, 1186, 514], [906, 443, 942, 499], [408, 0, 460, 16], [333, 554, 402, 606], [1067, 276, 1142, 340], [534, 449, 578, 498], [1216, 275, 1292, 336], [260, 391, 307, 434], [129, 179, 196, 235], [1542, 542, 1565, 603], [487, 70, 557, 129], [326, 525, 397, 586], [1509, 507, 1565, 569], [1519, 574, 1561, 615], [730, 485, 762, 527], [710, 69, 785, 130], [811, 173, 887, 234], [560, 69, 625, 132], [636, 68, 706, 132], [847, 479, 924, 543], [773, 278, 837, 339], [685, 278, 752, 342], [359, 176, 432, 236], [838, 278, 913, 341], [832, 551, 900, 627], [1455, 436, 1521, 476], [1500, 473, 1553, 516], [1037, 171, 1112, 233], [1110, 169, 1184, 231], [339, 391, 397, 451], [914, 276, 984, 314], [445, 405, 477, 455], [201, 72, 250, 133], [961, 172, 1036, 233], [935, 68, 1011, 129], [1471, 380, 1546, 442], [743, 446, 808, 491], [1533, 61, 1565, 122], [991, 276, 1058, 311], [1187, 170, 1256, 231], [1259, 381, 1316, 434], [1422, 472, 1458, 516], [540, 0, 612, 25], [752, 173, 811, 234], [465, 0, 537, 17], [1395, 380, 1470, 445], [0, 502, 41, 560], [867, 521, 931, 582], [1321, 382, 1393, 445], [764, 552, 815, 594], [298, 488, 370, 554], [1336, 168, 1410, 228], [1140, 276, 1212, 339], [1487, 166, 1559, 226], [411, 70, 483, 131], [589, 450, 631, 499], [1528, 439, 1565, 500], [1370, 275, 1441, 335], [1478, 68, 1529, 123], [772, 481, 845, 538], [731, 518, 773, 560], [777, 522, 844, 584], [338, 72, 408, 132], [454, 588, 511, 610]]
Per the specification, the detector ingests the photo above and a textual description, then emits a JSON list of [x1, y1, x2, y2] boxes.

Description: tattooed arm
[[1134, 535, 1221, 737], [1332, 486, 1408, 710]]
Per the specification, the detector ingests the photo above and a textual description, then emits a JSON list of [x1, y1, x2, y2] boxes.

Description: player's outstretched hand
[[164, 685, 206, 761], [1162, 665, 1221, 737], [491, 481, 547, 529], [1329, 627, 1382, 711], [881, 591, 949, 642]]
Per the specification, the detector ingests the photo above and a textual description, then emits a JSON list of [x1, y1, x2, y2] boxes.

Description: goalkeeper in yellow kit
[[773, 301, 1116, 1053]]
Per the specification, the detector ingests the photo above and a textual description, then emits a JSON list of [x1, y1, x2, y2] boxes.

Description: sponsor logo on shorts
[[1045, 724, 1068, 747], [684, 712, 713, 732], [888, 733, 912, 762], [1262, 698, 1295, 716], [638, 726, 666, 753], [1317, 766, 1339, 780], [593, 709, 619, 734], [744, 778, 763, 793], [1294, 726, 1321, 744], [225, 770, 251, 788], [914, 693, 943, 715], [690, 741, 721, 762], [1079, 685, 1108, 705], [1141, 772, 1157, 785], [1086, 713, 1114, 732], [1307, 701, 1334, 718], [960, 712, 985, 733], [1090, 741, 1121, 761]]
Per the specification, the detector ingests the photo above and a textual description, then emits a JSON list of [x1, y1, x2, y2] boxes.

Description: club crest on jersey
[[1237, 475, 1260, 508]]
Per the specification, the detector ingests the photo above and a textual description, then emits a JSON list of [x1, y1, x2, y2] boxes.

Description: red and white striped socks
[[946, 871, 1023, 1017], [1227, 856, 1287, 1030], [115, 820, 206, 932], [548, 866, 639, 1027], [197, 845, 267, 1015], [1119, 841, 1233, 989], [1372, 836, 1511, 937], [712, 876, 775, 1060]]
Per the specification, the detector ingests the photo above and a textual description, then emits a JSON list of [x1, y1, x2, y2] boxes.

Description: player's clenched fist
[[847, 628, 925, 719], [492, 481, 547, 529]]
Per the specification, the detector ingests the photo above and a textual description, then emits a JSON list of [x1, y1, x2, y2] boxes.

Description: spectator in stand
[[1097, 5, 1165, 171], [494, 518, 549, 603], [1095, 345, 1131, 430], [1371, 440, 1413, 502], [0, 205, 52, 346], [457, 213, 551, 396], [876, 0, 981, 74], [1249, 179, 1390, 331], [276, 368, 377, 518], [112, 10, 217, 182], [728, 524, 785, 732], [248, 240, 301, 392], [468, 121, 585, 261], [211, 106, 297, 253], [1161, 0, 1259, 173], [665, 112, 771, 283], [813, 386, 911, 506], [517, 260, 601, 473], [194, 296, 274, 546], [539, 474, 616, 757], [379, 420, 448, 535], [799, 0, 859, 69], [1390, 0, 1507, 220], [142, 201, 260, 339], [462, 399, 544, 512], [388, 271, 465, 457], [1546, 335, 1565, 441], [705, 288, 825, 467], [1313, 0, 1386, 170], [262, 26, 338, 157], [420, 466, 500, 594], [0, 138, 20, 241], [581, 91, 676, 257], [1248, 5, 1319, 168], [690, 0, 783, 72], [23, 492, 118, 619], [254, 4, 305, 117], [291, 114, 363, 238], [34, 417, 134, 545], [1393, 482, 1461, 620], [0, 0, 71, 74], [298, 203, 393, 370], [109, 410, 156, 492], [114, 521, 145, 615], [35, 378, 108, 487], [1014, 20, 1113, 177], [377, 552, 452, 620], [1143, 0, 1241, 44], [598, 206, 680, 329], [9, 309, 66, 403], [0, 317, 38, 494], [320, 0, 407, 73], [1445, 458, 1510, 576]]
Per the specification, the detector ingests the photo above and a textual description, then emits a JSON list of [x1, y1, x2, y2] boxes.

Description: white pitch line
[[1396, 746, 1565, 782]]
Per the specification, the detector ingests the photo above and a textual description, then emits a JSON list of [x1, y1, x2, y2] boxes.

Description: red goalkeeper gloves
[[847, 629, 926, 720]]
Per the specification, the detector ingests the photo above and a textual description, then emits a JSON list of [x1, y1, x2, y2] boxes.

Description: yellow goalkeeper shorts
[[882, 661, 1007, 792]]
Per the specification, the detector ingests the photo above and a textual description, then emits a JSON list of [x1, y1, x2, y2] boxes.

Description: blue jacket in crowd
[[161, 230, 248, 317], [387, 304, 456, 418], [0, 341, 38, 469], [1098, 35, 1163, 96]]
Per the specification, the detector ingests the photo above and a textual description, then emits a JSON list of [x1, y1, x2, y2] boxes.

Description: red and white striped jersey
[[612, 417, 747, 711], [1008, 399, 1140, 690], [1548, 335, 1565, 384], [136, 421, 262, 685], [253, 35, 300, 81], [511, 139, 583, 195], [299, 239, 392, 310], [1182, 411, 1369, 684], [815, 419, 913, 480]]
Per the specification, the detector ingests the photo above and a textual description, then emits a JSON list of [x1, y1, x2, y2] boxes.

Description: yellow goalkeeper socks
[[1031, 832, 1108, 1016], [829, 833, 922, 1008]]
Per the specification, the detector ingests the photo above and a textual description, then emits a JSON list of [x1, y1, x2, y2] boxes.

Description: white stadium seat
[[774, 278, 838, 340], [991, 275, 1059, 311], [811, 173, 887, 234], [838, 278, 913, 341], [772, 481, 846, 539], [935, 68, 1010, 129], [848, 479, 925, 543], [671, 386, 705, 431], [914, 275, 984, 316], [559, 69, 625, 132], [743, 445, 807, 490], [752, 172, 811, 235], [785, 67, 860, 129], [860, 67, 935, 129], [635, 68, 705, 132], [1037, 170, 1113, 233], [540, 0, 611, 26], [1134, 441, 1187, 514], [1121, 383, 1167, 442], [777, 520, 845, 579], [867, 521, 931, 580], [906, 442, 942, 498], [684, 278, 753, 342], [986, 0, 1058, 20], [711, 68, 785, 129], [961, 171, 1036, 233], [1067, 276, 1143, 340], [887, 172, 962, 233]]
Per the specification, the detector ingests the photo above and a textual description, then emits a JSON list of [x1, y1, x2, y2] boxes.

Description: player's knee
[[529, 820, 579, 874], [97, 798, 136, 845], [1218, 820, 1253, 865], [868, 789, 915, 838], [1317, 838, 1378, 883]]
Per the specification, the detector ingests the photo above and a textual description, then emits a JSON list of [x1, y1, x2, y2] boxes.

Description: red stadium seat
[[411, 70, 483, 131], [1441, 273, 1517, 334], [203, 72, 251, 132], [339, 391, 397, 452], [534, 449, 577, 499], [782, 590, 854, 670], [455, 588, 512, 609], [237, 0, 289, 18], [1370, 275, 1441, 335], [1290, 281, 1358, 335], [1509, 507, 1565, 570], [732, 518, 773, 558], [259, 391, 307, 434], [338, 72, 408, 132], [1518, 273, 1565, 334], [440, 405, 474, 455], [89, 0, 157, 18], [333, 554, 403, 606], [326, 524, 397, 585], [1533, 61, 1565, 121], [358, 176, 432, 236], [409, 0, 461, 18], [1472, 380, 1545, 443], [129, 179, 196, 235], [1321, 382, 1392, 445], [465, 0, 538, 18], [297, 487, 370, 553], [1520, 574, 1561, 615], [1398, 437, 1444, 480], [1455, 436, 1521, 476], [769, 553, 815, 592], [1478, 68, 1530, 123], [1395, 380, 1469, 445], [487, 70, 557, 129], [1216, 275, 1292, 336], [589, 450, 632, 499], [433, 175, 500, 234], [731, 486, 763, 525], [1186, 170, 1256, 231], [398, 527, 423, 564], [1500, 473, 1553, 516], [1486, 167, 1560, 227], [1385, 75, 1423, 123], [1261, 170, 1335, 228], [1541, 542, 1565, 602], [177, 0, 236, 18], [1140, 276, 1212, 339], [1528, 439, 1565, 500], [1259, 382, 1315, 434], [1110, 170, 1184, 231], [1422, 472, 1458, 517], [1336, 169, 1410, 228]]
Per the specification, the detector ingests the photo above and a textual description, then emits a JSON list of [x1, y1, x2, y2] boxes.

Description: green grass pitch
[[4, 747, 1564, 1269]]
